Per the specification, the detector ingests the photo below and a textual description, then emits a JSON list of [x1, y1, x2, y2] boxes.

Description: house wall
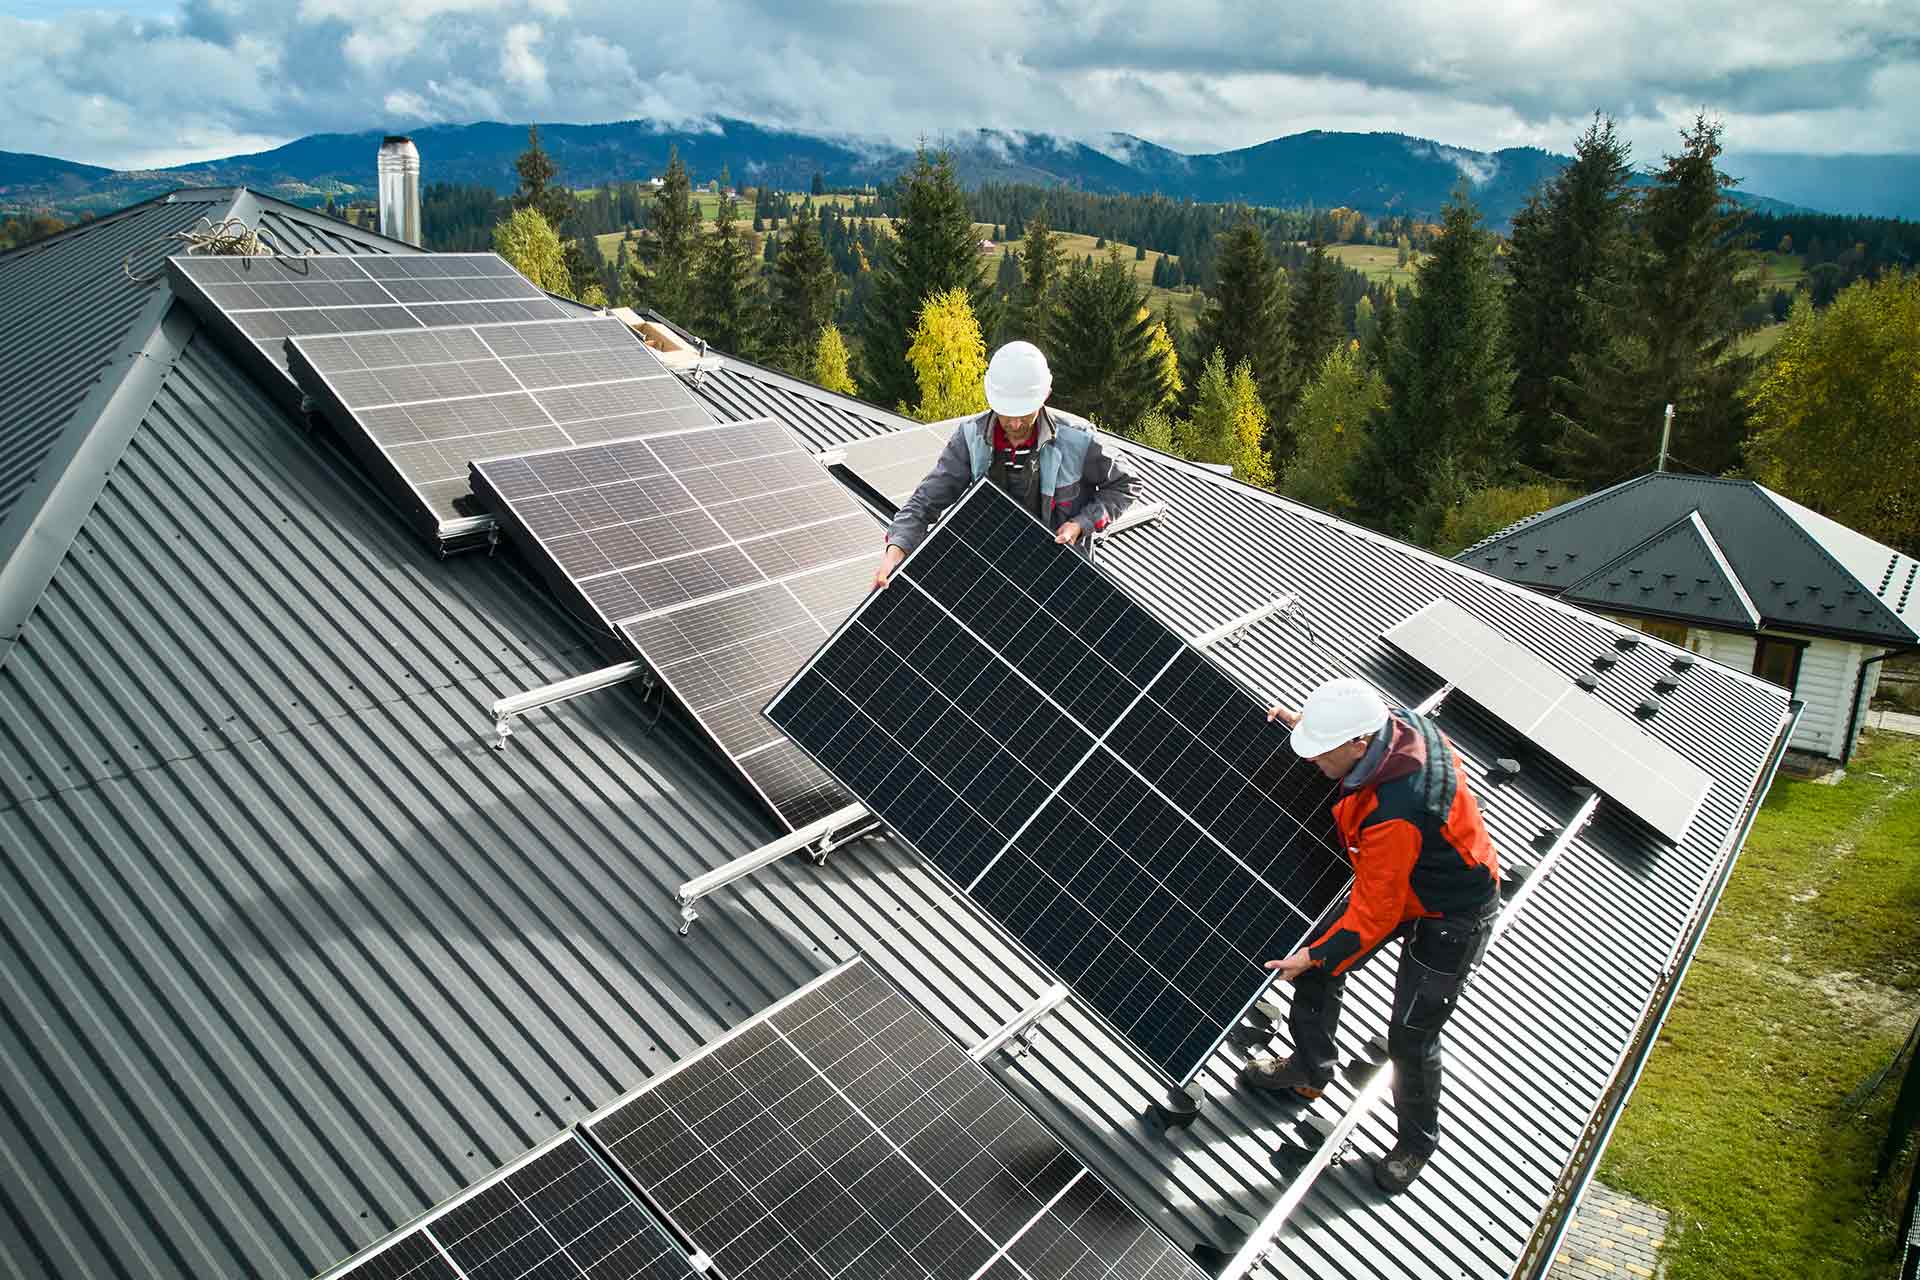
[[1682, 626, 1872, 760]]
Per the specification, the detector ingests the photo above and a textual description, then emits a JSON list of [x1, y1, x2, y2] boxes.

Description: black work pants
[[1287, 900, 1499, 1154]]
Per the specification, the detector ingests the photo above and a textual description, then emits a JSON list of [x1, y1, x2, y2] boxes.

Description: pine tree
[[857, 151, 994, 409], [1048, 250, 1161, 434], [1353, 294, 1378, 350], [1352, 192, 1514, 543], [904, 287, 989, 422], [493, 207, 573, 297], [1009, 201, 1063, 345], [1506, 114, 1634, 474], [1556, 115, 1760, 485], [1130, 408, 1174, 452], [693, 188, 767, 356], [623, 146, 698, 323], [1192, 215, 1290, 452], [1284, 243, 1345, 421], [811, 323, 858, 395], [1176, 349, 1237, 466], [770, 201, 839, 372], [1146, 315, 1182, 410], [512, 125, 573, 232], [1281, 342, 1386, 518]]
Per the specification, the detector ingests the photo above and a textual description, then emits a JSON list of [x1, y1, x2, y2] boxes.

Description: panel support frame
[[968, 983, 1072, 1063], [491, 660, 651, 749], [674, 802, 876, 935]]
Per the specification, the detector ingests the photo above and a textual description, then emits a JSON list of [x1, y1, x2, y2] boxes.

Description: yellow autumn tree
[[1175, 347, 1270, 487], [492, 206, 573, 297], [1142, 308, 1182, 409], [903, 287, 988, 422], [1227, 359, 1273, 488], [811, 323, 858, 396]]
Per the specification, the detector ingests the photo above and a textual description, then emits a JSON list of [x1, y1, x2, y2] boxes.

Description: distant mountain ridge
[[2, 118, 1893, 226]]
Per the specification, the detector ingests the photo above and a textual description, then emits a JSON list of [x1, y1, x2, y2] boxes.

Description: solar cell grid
[[585, 960, 1206, 1280], [765, 482, 1351, 1082], [317, 1133, 694, 1280]]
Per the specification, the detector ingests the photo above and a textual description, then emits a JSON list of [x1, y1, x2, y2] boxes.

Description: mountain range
[[3, 118, 1912, 226]]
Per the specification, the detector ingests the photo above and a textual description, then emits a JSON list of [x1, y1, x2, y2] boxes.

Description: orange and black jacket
[[1306, 709, 1500, 976]]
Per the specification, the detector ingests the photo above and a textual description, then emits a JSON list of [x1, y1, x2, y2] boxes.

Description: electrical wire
[[123, 215, 310, 285]]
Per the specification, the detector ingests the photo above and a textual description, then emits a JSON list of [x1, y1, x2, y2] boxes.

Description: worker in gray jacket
[[873, 341, 1140, 587]]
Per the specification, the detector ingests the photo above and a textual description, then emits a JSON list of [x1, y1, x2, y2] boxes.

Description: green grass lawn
[[986, 228, 1204, 326], [1325, 242, 1423, 288], [1739, 322, 1790, 359], [1599, 730, 1920, 1280]]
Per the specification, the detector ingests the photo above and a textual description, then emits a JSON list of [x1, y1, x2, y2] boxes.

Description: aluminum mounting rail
[[491, 661, 650, 749], [674, 802, 876, 935], [1191, 594, 1299, 651], [1215, 788, 1603, 1280], [968, 984, 1073, 1063]]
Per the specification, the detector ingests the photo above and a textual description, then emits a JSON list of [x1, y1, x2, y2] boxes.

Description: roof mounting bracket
[[968, 983, 1071, 1064], [1087, 500, 1169, 565], [491, 660, 649, 749], [1191, 593, 1299, 650], [1212, 790, 1604, 1280], [674, 802, 875, 935]]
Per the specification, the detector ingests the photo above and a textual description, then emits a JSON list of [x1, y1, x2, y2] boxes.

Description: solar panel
[[314, 1131, 695, 1280], [832, 425, 949, 507], [167, 252, 577, 388], [286, 317, 714, 532], [1384, 597, 1713, 843], [471, 417, 879, 827], [763, 483, 1351, 1083], [584, 958, 1209, 1280]]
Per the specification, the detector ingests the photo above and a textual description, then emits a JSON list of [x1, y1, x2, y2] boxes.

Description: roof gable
[[1464, 473, 1918, 644], [1561, 509, 1761, 630]]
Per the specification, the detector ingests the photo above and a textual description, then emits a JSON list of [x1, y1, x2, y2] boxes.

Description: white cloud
[[1, 0, 1917, 171]]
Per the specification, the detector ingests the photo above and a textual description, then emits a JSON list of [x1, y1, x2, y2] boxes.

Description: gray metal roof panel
[[1560, 510, 1761, 631], [1463, 473, 1918, 645], [679, 355, 918, 452], [0, 323, 1795, 1280]]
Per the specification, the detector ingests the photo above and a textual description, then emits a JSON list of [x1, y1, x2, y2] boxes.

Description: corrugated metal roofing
[[0, 244, 1796, 1280], [681, 353, 917, 452], [1462, 472, 1919, 646]]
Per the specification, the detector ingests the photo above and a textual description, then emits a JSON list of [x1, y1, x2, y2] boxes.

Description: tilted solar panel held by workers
[[313, 1131, 696, 1280], [764, 482, 1351, 1084], [585, 958, 1210, 1280], [471, 415, 879, 827]]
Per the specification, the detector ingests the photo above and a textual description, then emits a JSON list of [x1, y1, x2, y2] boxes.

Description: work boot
[[1239, 1054, 1327, 1101], [1372, 1144, 1431, 1194]]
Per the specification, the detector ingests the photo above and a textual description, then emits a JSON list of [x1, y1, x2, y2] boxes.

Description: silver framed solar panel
[[763, 481, 1357, 1092], [578, 956, 1211, 1280], [309, 1128, 701, 1280]]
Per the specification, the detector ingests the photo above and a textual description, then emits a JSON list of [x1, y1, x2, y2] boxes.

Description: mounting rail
[[675, 802, 876, 935], [491, 661, 650, 749], [969, 984, 1073, 1063]]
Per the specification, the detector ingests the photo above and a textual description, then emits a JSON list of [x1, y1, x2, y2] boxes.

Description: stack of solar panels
[[767, 483, 1353, 1085]]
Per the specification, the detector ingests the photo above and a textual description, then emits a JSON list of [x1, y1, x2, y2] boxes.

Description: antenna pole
[[1657, 403, 1674, 473]]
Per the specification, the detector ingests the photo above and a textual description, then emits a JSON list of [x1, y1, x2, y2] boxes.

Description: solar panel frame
[[471, 418, 881, 827], [830, 425, 950, 509], [311, 1130, 698, 1280], [1383, 597, 1713, 843], [763, 482, 1352, 1084], [286, 316, 714, 537], [581, 958, 1209, 1280]]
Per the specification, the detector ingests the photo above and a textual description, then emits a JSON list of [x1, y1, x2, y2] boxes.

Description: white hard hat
[[984, 341, 1051, 417], [1290, 678, 1390, 758]]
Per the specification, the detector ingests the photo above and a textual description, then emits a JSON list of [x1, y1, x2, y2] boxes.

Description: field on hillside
[[981, 227, 1204, 326], [1325, 242, 1423, 287]]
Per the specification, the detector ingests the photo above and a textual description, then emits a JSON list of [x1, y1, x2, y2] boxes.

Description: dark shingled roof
[[1460, 472, 1920, 645], [0, 197, 1799, 1280]]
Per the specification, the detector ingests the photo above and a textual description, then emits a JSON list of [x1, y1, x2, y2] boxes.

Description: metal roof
[[679, 353, 918, 452], [1461, 472, 1920, 646], [0, 238, 1797, 1280]]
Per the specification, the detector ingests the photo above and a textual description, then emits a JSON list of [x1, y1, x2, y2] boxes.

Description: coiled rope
[[124, 215, 307, 285]]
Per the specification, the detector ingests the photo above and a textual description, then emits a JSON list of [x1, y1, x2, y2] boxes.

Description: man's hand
[[1267, 704, 1300, 727], [873, 543, 907, 589], [1264, 949, 1318, 982], [1054, 521, 1085, 546]]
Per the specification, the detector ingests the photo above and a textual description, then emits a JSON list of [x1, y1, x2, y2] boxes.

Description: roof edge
[[0, 300, 199, 667]]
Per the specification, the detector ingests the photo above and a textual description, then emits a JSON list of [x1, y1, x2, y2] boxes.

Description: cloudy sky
[[3, 0, 1917, 170]]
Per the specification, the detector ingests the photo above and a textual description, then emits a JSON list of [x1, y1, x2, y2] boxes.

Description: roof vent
[[1592, 654, 1618, 671], [1614, 636, 1640, 651], [1634, 697, 1660, 720], [1576, 673, 1600, 692], [377, 135, 422, 248], [1671, 655, 1696, 673], [1654, 675, 1680, 693]]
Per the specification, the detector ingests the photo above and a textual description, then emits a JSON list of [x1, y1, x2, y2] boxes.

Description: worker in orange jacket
[[1242, 677, 1501, 1193]]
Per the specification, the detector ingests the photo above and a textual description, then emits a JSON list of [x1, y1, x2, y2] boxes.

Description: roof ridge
[[1462, 473, 1654, 556], [0, 186, 241, 267], [1559, 508, 1761, 629], [1737, 483, 1914, 641]]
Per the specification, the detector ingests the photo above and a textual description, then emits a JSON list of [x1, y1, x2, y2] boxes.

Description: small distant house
[[646, 176, 664, 189], [977, 237, 995, 253], [1463, 472, 1920, 760]]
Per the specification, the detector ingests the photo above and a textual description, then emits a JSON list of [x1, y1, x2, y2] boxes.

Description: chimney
[[377, 135, 422, 247]]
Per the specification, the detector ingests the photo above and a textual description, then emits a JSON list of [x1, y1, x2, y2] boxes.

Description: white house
[[1463, 473, 1920, 761]]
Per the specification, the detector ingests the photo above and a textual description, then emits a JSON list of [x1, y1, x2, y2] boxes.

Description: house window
[[1752, 636, 1806, 692], [1635, 617, 1690, 647]]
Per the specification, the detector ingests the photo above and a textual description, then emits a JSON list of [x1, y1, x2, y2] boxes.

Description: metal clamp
[[1191, 594, 1299, 651], [968, 984, 1071, 1063]]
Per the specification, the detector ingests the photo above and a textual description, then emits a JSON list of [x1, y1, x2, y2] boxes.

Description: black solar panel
[[167, 252, 576, 385], [471, 418, 878, 827], [316, 1132, 694, 1280], [286, 317, 713, 529], [585, 959, 1207, 1280], [764, 483, 1351, 1083]]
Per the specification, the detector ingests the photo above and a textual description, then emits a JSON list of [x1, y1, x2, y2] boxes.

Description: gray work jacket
[[884, 408, 1140, 552]]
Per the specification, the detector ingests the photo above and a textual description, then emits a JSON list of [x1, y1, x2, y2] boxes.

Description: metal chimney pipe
[[376, 135, 421, 247]]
